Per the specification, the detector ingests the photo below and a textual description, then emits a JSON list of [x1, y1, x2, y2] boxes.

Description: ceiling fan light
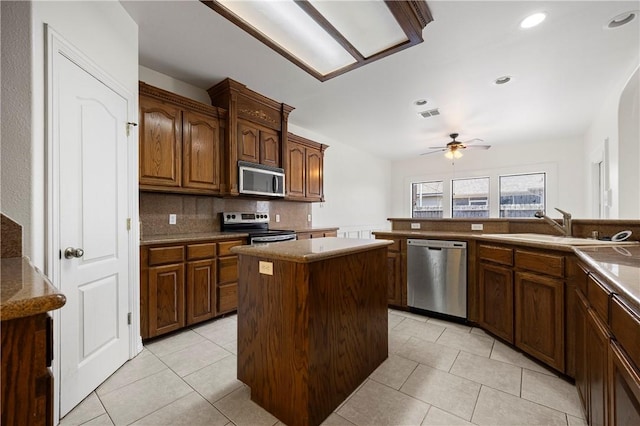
[[454, 150, 463, 159], [444, 150, 453, 159]]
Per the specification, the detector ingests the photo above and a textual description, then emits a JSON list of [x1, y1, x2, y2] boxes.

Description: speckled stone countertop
[[574, 245, 640, 311], [372, 231, 638, 252], [140, 232, 249, 246], [231, 237, 393, 263], [285, 226, 339, 232], [1, 257, 66, 321]]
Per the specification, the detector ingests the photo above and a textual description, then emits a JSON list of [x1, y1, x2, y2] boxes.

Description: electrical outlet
[[307, 214, 312, 222], [275, 214, 280, 223], [471, 224, 483, 231], [169, 214, 177, 225], [411, 223, 421, 229]]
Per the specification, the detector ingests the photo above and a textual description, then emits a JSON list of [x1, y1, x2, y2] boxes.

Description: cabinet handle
[[273, 176, 279, 193]]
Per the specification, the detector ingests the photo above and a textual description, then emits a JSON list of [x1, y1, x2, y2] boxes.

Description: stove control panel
[[222, 211, 269, 224]]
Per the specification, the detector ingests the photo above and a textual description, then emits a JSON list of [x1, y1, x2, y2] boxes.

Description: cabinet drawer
[[324, 231, 338, 237], [218, 240, 244, 256], [610, 296, 640, 368], [218, 283, 238, 313], [515, 250, 564, 278], [218, 256, 239, 284], [187, 243, 216, 260], [148, 246, 185, 266], [587, 274, 610, 324], [479, 245, 513, 266]]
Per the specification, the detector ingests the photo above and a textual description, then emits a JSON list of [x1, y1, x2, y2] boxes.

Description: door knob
[[64, 247, 84, 259]]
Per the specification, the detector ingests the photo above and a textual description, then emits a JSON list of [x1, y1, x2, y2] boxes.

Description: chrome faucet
[[534, 208, 572, 237]]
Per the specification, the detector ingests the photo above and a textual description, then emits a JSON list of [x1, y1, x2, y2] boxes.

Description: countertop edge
[[231, 238, 393, 263], [140, 232, 249, 246]]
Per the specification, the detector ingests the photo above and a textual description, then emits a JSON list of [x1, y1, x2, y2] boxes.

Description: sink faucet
[[534, 208, 572, 237]]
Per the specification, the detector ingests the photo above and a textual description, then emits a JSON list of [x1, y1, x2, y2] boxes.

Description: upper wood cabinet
[[139, 82, 225, 194], [208, 78, 294, 196], [286, 133, 327, 202], [238, 120, 280, 167]]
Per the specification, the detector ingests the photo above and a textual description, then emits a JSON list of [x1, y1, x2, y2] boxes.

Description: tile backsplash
[[139, 193, 312, 237]]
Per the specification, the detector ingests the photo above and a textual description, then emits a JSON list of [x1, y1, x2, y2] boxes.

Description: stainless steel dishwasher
[[407, 239, 467, 320]]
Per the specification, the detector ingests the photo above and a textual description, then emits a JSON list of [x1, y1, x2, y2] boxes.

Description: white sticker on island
[[411, 223, 421, 229], [259, 261, 273, 275]]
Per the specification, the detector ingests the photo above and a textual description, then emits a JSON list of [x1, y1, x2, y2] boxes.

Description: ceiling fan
[[421, 133, 491, 159]]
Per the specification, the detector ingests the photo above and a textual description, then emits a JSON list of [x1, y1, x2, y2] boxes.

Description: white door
[[55, 50, 131, 416]]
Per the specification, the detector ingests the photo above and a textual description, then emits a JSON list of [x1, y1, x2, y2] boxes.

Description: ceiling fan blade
[[462, 138, 484, 144], [465, 145, 491, 150], [427, 146, 447, 149], [420, 149, 447, 156]]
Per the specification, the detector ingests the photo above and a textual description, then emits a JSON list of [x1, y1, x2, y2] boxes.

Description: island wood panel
[[237, 247, 388, 426]]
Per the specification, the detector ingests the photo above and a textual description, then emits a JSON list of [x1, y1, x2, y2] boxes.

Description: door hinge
[[127, 312, 132, 325], [126, 121, 138, 136], [126, 218, 131, 231]]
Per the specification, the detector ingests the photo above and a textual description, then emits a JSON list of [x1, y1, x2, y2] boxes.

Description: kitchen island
[[231, 237, 392, 426]]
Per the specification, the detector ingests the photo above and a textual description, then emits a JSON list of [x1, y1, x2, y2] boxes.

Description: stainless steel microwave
[[238, 161, 285, 197]]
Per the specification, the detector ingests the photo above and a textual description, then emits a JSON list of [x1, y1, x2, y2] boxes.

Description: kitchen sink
[[482, 233, 628, 245]]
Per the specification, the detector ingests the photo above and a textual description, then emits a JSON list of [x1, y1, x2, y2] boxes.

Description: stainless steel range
[[221, 212, 297, 244]]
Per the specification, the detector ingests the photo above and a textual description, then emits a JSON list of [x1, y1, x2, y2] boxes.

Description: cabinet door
[[575, 290, 589, 414], [286, 141, 306, 198], [139, 97, 182, 187], [238, 122, 259, 163], [387, 250, 403, 306], [515, 271, 565, 371], [217, 256, 239, 313], [148, 263, 185, 338], [183, 111, 220, 191], [259, 129, 280, 167], [587, 308, 610, 426], [186, 259, 216, 325], [305, 147, 323, 200], [478, 262, 514, 343], [609, 341, 640, 426]]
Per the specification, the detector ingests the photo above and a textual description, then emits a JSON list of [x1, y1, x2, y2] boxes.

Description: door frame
[[44, 24, 141, 423]]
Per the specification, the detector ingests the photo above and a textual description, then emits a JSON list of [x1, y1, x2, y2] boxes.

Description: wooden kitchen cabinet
[[296, 230, 338, 240], [586, 308, 610, 426], [140, 238, 245, 339], [237, 120, 280, 167], [478, 261, 514, 343], [515, 271, 564, 371], [148, 263, 185, 338], [575, 289, 589, 413], [375, 237, 406, 307], [139, 96, 182, 188], [139, 82, 224, 194], [286, 133, 327, 202], [609, 341, 640, 426]]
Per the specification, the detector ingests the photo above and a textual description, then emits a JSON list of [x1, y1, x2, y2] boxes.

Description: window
[[412, 181, 443, 218], [499, 173, 545, 217], [452, 177, 489, 218]]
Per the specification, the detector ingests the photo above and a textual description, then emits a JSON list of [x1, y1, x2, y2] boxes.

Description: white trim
[[45, 24, 141, 423]]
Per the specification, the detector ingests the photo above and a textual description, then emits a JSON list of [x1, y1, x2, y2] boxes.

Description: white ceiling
[[121, 0, 640, 160]]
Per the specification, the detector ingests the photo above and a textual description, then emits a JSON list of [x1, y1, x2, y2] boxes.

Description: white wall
[[139, 65, 211, 103], [1, 1, 32, 253], [584, 65, 640, 219], [390, 137, 585, 219], [288, 124, 393, 236]]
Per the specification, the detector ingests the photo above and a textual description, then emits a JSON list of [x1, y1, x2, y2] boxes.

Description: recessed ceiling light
[[414, 99, 427, 106], [494, 76, 512, 85], [520, 12, 546, 29], [607, 11, 637, 29]]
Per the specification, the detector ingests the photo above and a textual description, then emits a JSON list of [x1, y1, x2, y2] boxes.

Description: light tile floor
[[60, 309, 586, 426]]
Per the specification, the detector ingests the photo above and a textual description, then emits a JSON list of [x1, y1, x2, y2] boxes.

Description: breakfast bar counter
[[231, 238, 392, 426]]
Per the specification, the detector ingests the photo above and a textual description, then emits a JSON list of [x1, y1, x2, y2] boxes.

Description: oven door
[[250, 233, 297, 245]]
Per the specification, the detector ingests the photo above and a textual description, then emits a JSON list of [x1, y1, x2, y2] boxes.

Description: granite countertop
[[1, 257, 66, 321], [574, 245, 640, 311], [286, 226, 339, 232], [140, 232, 249, 246], [231, 237, 393, 263], [372, 230, 639, 252]]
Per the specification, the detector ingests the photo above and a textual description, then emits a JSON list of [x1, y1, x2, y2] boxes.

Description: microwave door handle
[[273, 175, 278, 193]]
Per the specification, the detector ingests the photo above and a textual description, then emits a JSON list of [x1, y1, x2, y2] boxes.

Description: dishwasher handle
[[407, 239, 467, 249]]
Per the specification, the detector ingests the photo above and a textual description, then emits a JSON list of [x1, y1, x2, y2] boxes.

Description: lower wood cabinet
[[609, 341, 640, 426], [296, 230, 338, 240], [515, 271, 564, 371], [478, 261, 514, 343], [586, 308, 611, 426], [141, 238, 244, 339]]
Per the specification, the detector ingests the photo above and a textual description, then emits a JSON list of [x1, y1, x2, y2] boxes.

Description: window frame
[[451, 176, 490, 218], [498, 172, 546, 218]]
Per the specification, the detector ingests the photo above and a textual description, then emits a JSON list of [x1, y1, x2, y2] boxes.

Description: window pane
[[499, 173, 545, 218], [412, 181, 443, 218], [452, 177, 489, 218]]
